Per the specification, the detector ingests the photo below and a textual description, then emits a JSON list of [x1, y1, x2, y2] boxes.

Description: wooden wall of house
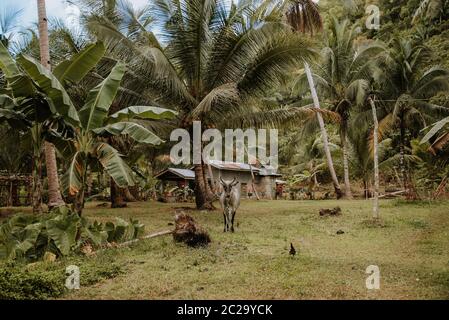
[[207, 168, 276, 199]]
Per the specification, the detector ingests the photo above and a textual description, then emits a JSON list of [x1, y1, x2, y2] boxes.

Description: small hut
[[155, 161, 282, 200]]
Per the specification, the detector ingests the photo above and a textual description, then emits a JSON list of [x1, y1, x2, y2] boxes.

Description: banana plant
[[0, 41, 177, 215], [0, 41, 107, 212], [53, 61, 177, 215]]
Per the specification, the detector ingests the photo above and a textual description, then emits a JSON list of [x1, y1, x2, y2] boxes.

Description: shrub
[[0, 265, 66, 300], [0, 206, 145, 262]]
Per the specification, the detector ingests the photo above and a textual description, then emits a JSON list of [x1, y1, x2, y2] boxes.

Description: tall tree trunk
[[340, 128, 353, 199], [37, 0, 65, 209], [369, 97, 380, 220], [304, 62, 342, 199], [110, 177, 127, 208], [398, 121, 418, 200], [202, 164, 214, 200], [194, 164, 213, 210]]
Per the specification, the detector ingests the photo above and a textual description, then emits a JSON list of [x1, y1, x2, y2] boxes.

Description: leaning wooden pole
[[369, 96, 380, 219], [249, 164, 260, 200]]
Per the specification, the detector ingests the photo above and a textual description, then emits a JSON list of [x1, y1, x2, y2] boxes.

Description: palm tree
[[285, 0, 343, 198], [0, 38, 176, 215], [80, 0, 317, 209], [36, 0, 66, 209], [0, 6, 23, 48], [297, 17, 385, 199], [375, 38, 449, 199]]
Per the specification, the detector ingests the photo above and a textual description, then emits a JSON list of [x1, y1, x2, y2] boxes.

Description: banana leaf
[[0, 42, 35, 97], [95, 142, 135, 188], [109, 106, 177, 122], [93, 121, 164, 145], [78, 62, 126, 131], [17, 55, 79, 126], [54, 42, 106, 83]]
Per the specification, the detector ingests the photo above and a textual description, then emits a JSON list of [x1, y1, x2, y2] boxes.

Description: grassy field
[[46, 199, 448, 300]]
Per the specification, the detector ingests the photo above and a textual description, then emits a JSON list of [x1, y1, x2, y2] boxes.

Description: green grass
[[4, 199, 449, 299], [56, 199, 449, 300]]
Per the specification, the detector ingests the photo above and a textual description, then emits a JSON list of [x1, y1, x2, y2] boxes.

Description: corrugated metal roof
[[208, 160, 260, 172], [258, 166, 282, 176], [169, 168, 195, 179], [155, 168, 195, 180]]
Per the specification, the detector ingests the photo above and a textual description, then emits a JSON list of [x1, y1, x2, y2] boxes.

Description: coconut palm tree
[[296, 17, 386, 198], [375, 38, 449, 199], [0, 6, 23, 48], [285, 0, 343, 198], [36, 0, 66, 209], [78, 0, 317, 209]]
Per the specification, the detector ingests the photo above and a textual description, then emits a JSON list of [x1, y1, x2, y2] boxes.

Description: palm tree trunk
[[37, 0, 65, 209], [340, 128, 353, 199], [304, 62, 342, 199], [399, 123, 407, 192], [398, 120, 418, 200], [202, 164, 214, 199], [194, 164, 213, 210], [369, 97, 380, 219]]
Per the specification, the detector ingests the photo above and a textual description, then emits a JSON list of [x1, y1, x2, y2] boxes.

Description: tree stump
[[173, 213, 211, 247]]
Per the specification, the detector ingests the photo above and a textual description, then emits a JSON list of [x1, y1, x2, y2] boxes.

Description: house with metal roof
[[155, 160, 282, 200], [154, 168, 195, 182]]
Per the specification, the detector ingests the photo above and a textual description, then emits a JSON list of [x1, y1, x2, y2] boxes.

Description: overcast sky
[[0, 0, 148, 30]]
